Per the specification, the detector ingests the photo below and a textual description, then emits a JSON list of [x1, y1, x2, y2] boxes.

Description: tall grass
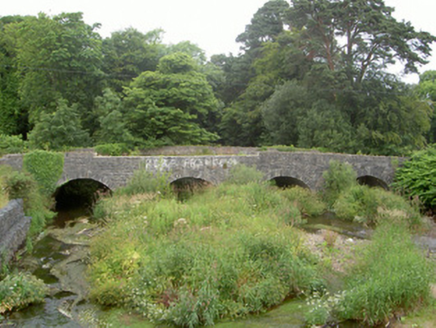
[[88, 181, 321, 326], [305, 222, 434, 326], [336, 222, 434, 325], [333, 184, 422, 228]]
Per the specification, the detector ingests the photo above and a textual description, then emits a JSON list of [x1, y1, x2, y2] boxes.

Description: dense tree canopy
[[123, 52, 219, 145], [0, 1, 435, 155]]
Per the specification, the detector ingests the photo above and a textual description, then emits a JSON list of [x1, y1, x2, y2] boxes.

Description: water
[[3, 235, 84, 327], [2, 212, 433, 327]]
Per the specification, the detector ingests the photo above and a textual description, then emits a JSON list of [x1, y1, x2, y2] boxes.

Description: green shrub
[[333, 185, 422, 227], [5, 171, 55, 235], [305, 222, 434, 326], [280, 187, 326, 217], [336, 222, 433, 325], [5, 171, 38, 211], [0, 272, 48, 313], [393, 146, 436, 212], [95, 143, 130, 156], [117, 163, 171, 196], [322, 160, 357, 206], [227, 164, 264, 185], [0, 135, 27, 156], [23, 150, 64, 196]]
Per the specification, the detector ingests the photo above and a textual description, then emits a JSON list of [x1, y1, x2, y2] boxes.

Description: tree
[[3, 12, 104, 133], [123, 52, 219, 145], [102, 28, 165, 92], [0, 16, 28, 136], [416, 70, 436, 143], [237, 0, 290, 52], [28, 99, 90, 150], [261, 80, 308, 146], [92, 88, 133, 145], [288, 0, 436, 85]]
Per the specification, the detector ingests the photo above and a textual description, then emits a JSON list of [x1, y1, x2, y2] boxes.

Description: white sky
[[1, 0, 436, 83]]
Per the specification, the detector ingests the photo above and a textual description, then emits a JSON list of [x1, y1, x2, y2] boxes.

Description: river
[[1, 211, 434, 328]]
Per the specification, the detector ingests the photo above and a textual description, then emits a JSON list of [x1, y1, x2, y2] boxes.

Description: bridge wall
[[0, 151, 403, 191], [0, 199, 31, 268]]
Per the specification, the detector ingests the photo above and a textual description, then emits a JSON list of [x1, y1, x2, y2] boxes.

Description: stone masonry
[[0, 150, 404, 191], [0, 199, 31, 268]]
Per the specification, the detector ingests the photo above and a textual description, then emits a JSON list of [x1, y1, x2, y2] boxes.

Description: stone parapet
[[0, 199, 31, 268]]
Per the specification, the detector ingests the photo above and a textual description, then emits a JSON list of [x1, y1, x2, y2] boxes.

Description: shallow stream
[[1, 211, 434, 328]]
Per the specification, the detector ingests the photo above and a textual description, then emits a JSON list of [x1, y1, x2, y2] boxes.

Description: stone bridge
[[0, 150, 403, 191]]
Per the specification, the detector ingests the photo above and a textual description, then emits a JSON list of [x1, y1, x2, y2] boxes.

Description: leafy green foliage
[[393, 146, 436, 211], [280, 187, 326, 217], [2, 13, 103, 129], [124, 52, 220, 145], [4, 170, 56, 235], [23, 150, 64, 196], [28, 99, 90, 151], [334, 185, 422, 227], [102, 28, 165, 92], [0, 272, 48, 313], [117, 163, 172, 196], [337, 223, 433, 325], [88, 182, 320, 326], [94, 143, 131, 156], [305, 222, 433, 326], [321, 160, 357, 207], [0, 135, 26, 156], [4, 171, 37, 209], [227, 164, 264, 185]]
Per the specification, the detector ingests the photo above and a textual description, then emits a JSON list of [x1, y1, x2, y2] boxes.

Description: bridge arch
[[263, 170, 311, 190], [53, 178, 111, 212], [269, 176, 310, 189], [357, 175, 389, 190]]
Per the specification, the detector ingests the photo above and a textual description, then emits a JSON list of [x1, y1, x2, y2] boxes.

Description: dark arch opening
[[171, 177, 212, 201], [53, 179, 111, 215], [270, 176, 310, 189], [357, 176, 389, 190]]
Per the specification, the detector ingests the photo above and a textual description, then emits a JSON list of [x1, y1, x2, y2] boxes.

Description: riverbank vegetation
[[0, 151, 63, 239], [0, 273, 47, 315], [1, 1, 436, 156], [394, 145, 436, 215], [87, 163, 434, 327]]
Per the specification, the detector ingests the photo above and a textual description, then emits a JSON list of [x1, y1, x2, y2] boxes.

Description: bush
[[227, 164, 264, 185], [336, 222, 433, 325], [280, 187, 326, 217], [117, 163, 171, 196], [333, 185, 422, 227], [393, 146, 436, 212], [322, 160, 357, 207], [4, 171, 55, 235], [5, 171, 38, 211], [95, 143, 131, 156], [0, 272, 48, 313], [0, 135, 26, 156]]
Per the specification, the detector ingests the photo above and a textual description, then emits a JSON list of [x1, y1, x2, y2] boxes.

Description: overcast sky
[[1, 0, 435, 83]]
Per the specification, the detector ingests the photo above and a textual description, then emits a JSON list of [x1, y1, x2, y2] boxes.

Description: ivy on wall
[[23, 150, 64, 196]]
